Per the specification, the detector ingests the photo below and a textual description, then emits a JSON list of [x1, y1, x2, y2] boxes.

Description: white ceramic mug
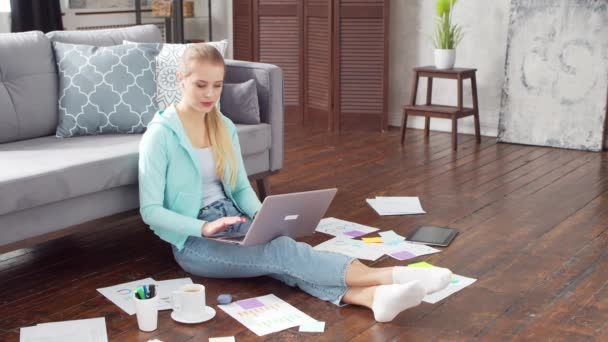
[[133, 290, 159, 332], [171, 283, 206, 320]]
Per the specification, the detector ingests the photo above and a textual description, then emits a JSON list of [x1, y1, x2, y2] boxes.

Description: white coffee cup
[[133, 290, 159, 332], [171, 284, 206, 320]]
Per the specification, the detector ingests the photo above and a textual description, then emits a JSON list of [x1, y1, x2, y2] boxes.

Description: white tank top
[[196, 147, 226, 207]]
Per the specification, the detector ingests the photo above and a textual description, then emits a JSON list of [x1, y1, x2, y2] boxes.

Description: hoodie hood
[[148, 104, 189, 144]]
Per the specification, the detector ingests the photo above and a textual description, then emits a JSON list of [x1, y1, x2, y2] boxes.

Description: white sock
[[372, 281, 425, 322], [392, 266, 452, 294]]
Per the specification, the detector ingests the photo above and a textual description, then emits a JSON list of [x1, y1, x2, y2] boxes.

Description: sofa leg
[[256, 177, 269, 201]]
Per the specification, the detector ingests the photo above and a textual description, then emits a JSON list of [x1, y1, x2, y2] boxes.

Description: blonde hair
[[180, 44, 238, 189]]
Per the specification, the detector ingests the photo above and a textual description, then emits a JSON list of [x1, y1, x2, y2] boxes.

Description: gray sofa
[[0, 25, 283, 252]]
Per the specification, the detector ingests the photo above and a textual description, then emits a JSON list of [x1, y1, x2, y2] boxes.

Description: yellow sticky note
[[362, 237, 384, 243], [408, 261, 435, 268]]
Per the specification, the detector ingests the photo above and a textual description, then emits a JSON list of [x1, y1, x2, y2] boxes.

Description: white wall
[[388, 0, 511, 137], [0, 12, 9, 33], [211, 0, 233, 59], [0, 0, 9, 32]]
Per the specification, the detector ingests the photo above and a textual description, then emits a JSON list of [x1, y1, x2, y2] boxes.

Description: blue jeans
[[172, 198, 355, 306]]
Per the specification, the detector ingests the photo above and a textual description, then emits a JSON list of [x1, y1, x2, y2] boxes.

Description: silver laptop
[[207, 188, 337, 246]]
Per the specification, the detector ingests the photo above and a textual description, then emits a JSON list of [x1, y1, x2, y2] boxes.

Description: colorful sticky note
[[299, 320, 326, 333], [236, 298, 265, 310], [390, 250, 417, 261], [344, 230, 366, 238], [408, 261, 435, 268], [361, 237, 384, 243]]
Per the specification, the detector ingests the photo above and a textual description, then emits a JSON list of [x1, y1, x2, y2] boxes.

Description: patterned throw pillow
[[123, 40, 228, 110], [53, 41, 161, 137]]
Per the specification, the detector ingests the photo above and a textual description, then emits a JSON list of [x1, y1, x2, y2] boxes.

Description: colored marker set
[[134, 284, 156, 300]]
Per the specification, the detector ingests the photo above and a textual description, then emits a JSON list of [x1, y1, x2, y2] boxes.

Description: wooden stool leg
[[425, 77, 433, 137], [471, 74, 481, 144], [400, 109, 408, 145], [452, 115, 458, 150]]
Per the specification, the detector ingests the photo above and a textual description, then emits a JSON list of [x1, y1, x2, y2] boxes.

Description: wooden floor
[[1, 125, 608, 341]]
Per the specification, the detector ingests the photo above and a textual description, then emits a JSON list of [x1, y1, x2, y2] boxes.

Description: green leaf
[[436, 0, 457, 17]]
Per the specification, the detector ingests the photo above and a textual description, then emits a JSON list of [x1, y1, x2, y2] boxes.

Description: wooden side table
[[401, 66, 480, 150]]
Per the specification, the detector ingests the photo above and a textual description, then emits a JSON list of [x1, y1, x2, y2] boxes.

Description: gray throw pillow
[[53, 41, 161, 137], [220, 79, 261, 125]]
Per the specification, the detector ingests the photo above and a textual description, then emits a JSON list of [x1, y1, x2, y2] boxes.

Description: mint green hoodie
[[138, 104, 262, 250]]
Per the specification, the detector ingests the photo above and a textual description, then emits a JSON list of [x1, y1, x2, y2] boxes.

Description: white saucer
[[171, 306, 216, 324]]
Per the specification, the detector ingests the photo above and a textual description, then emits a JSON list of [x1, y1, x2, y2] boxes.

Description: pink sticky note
[[236, 298, 265, 310]]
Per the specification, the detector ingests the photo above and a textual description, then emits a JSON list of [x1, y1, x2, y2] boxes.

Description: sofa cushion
[[221, 79, 261, 125], [0, 134, 140, 216], [0, 124, 270, 216], [0, 31, 58, 144], [53, 41, 161, 137], [46, 24, 162, 47], [235, 123, 272, 156]]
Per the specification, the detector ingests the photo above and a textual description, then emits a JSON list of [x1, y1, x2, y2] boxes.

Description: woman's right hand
[[201, 216, 248, 237]]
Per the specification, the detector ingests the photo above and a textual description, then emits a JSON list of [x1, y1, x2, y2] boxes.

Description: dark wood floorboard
[[1, 124, 607, 341]]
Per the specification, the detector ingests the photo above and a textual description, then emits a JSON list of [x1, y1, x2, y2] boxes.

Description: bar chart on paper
[[218, 294, 315, 336]]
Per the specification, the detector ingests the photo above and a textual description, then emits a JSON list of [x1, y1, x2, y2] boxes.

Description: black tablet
[[407, 225, 458, 247]]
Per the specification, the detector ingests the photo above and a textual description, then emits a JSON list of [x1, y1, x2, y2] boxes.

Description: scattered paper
[[96, 277, 155, 315], [367, 196, 426, 215], [315, 217, 379, 238], [299, 320, 326, 333], [387, 242, 440, 261], [315, 234, 440, 261], [362, 237, 384, 244], [218, 294, 315, 336], [379, 230, 407, 245], [97, 277, 193, 314], [20, 317, 108, 342], [209, 337, 236, 342], [314, 237, 385, 261], [408, 262, 477, 304], [154, 277, 193, 310]]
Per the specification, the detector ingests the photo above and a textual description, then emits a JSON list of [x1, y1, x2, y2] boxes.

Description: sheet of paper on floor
[[378, 230, 406, 244], [408, 262, 477, 303], [154, 277, 193, 310], [367, 196, 426, 215], [299, 320, 326, 333], [218, 294, 316, 336], [313, 237, 385, 261], [315, 217, 379, 238], [208, 337, 236, 342], [97, 277, 155, 315], [20, 317, 108, 342], [386, 241, 441, 261]]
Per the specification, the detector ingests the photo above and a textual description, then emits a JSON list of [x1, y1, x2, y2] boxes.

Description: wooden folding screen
[[334, 0, 389, 131], [233, 0, 388, 131]]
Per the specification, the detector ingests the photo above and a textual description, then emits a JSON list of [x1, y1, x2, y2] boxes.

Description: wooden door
[[334, 0, 389, 131], [304, 0, 333, 129]]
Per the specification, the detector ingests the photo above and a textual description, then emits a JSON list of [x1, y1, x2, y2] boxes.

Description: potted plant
[[433, 0, 464, 69]]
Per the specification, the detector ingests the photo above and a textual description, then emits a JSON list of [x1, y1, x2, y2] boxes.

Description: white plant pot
[[434, 49, 456, 69]]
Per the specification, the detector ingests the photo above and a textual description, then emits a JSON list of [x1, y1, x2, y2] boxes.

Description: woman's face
[[179, 60, 224, 113]]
